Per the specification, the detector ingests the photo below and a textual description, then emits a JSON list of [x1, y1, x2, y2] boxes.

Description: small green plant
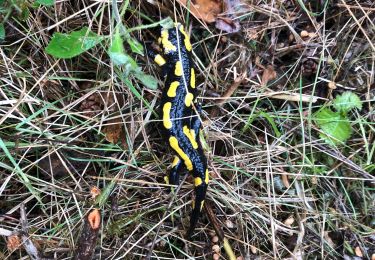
[[35, 0, 54, 6], [45, 27, 104, 58], [314, 92, 362, 145], [108, 26, 158, 90], [44, 24, 158, 90]]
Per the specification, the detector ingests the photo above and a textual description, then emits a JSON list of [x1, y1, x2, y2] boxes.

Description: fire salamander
[[147, 23, 209, 239]]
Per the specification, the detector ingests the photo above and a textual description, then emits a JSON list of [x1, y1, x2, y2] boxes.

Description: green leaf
[[133, 71, 158, 90], [95, 180, 116, 208], [126, 37, 143, 55], [20, 7, 30, 21], [109, 28, 125, 57], [45, 27, 103, 58], [333, 92, 362, 114], [35, 0, 54, 6], [108, 28, 139, 74], [314, 108, 352, 145], [109, 51, 137, 69], [0, 23, 5, 41]]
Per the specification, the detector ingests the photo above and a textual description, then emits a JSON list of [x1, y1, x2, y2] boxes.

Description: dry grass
[[0, 0, 374, 259]]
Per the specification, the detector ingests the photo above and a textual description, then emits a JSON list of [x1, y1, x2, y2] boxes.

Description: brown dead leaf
[[103, 118, 125, 145], [177, 0, 222, 23], [7, 235, 21, 251], [216, 17, 240, 33], [261, 65, 277, 87], [215, 0, 244, 33], [88, 209, 101, 230]]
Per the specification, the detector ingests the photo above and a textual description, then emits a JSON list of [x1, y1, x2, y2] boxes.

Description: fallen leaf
[[103, 118, 125, 145], [261, 65, 277, 86], [7, 235, 21, 251], [216, 17, 240, 33], [215, 0, 244, 32], [177, 0, 223, 23]]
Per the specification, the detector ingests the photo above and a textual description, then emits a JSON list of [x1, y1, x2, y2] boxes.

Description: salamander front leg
[[145, 44, 169, 77]]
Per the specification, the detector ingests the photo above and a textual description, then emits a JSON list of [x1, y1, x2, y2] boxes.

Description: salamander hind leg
[[166, 156, 183, 189]]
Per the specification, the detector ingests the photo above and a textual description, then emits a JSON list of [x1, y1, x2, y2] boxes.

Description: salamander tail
[[186, 183, 207, 239]]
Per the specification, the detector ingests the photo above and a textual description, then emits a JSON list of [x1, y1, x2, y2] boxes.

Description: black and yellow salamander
[[147, 23, 209, 239]]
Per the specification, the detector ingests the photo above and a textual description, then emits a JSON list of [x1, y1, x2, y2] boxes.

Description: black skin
[[147, 25, 208, 239]]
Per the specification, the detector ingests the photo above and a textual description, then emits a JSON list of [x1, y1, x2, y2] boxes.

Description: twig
[[20, 203, 42, 260], [262, 91, 319, 103], [73, 208, 101, 260], [146, 174, 188, 260], [210, 72, 247, 118]]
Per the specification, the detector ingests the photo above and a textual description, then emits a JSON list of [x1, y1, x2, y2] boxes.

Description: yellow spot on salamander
[[154, 54, 166, 66], [167, 81, 180, 97], [164, 176, 169, 184], [194, 177, 203, 187], [190, 128, 196, 142], [185, 92, 194, 107], [190, 68, 195, 88], [172, 156, 180, 167], [175, 61, 183, 76], [163, 102, 172, 129], [200, 200, 205, 211], [183, 125, 198, 149], [169, 136, 193, 171], [205, 169, 209, 184], [179, 26, 192, 52], [160, 30, 177, 54]]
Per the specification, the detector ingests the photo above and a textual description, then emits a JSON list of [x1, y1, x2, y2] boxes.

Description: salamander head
[[158, 23, 192, 56]]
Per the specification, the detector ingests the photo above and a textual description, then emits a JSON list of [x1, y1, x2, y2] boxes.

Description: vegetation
[[0, 0, 374, 259]]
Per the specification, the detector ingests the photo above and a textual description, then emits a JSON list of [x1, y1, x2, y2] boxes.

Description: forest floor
[[0, 0, 374, 259]]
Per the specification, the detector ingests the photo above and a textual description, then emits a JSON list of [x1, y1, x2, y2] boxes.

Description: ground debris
[[73, 209, 101, 260]]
